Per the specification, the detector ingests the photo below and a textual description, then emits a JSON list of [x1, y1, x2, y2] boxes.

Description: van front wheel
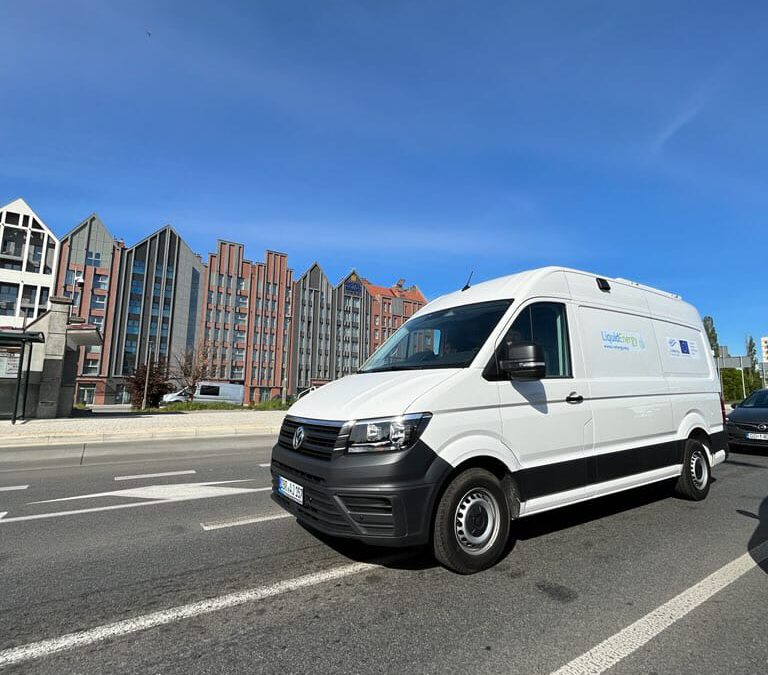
[[674, 438, 711, 501], [432, 468, 511, 574]]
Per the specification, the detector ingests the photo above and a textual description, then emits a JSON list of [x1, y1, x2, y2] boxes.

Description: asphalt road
[[0, 439, 766, 674]]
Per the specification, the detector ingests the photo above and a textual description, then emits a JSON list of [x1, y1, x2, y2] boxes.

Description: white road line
[[200, 512, 292, 531], [550, 540, 768, 675], [114, 470, 196, 481], [0, 485, 271, 524], [0, 484, 29, 492], [0, 561, 377, 668], [258, 463, 271, 467]]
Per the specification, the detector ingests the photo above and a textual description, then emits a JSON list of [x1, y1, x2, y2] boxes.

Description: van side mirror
[[730, 402, 738, 409], [500, 342, 546, 380]]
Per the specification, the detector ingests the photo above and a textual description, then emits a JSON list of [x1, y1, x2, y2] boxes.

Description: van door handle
[[565, 392, 584, 404]]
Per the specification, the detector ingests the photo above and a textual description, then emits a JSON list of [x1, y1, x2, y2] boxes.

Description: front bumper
[[727, 425, 768, 451], [270, 439, 451, 547]]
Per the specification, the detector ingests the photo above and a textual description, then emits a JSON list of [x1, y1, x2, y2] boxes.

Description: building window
[[82, 360, 99, 375], [26, 231, 43, 273], [0, 282, 19, 316], [94, 274, 109, 290], [20, 285, 37, 318], [90, 295, 106, 310], [85, 250, 102, 267], [89, 314, 104, 329], [76, 384, 96, 405], [0, 227, 26, 271]]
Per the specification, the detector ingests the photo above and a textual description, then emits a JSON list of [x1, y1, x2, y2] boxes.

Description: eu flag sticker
[[679, 340, 690, 355]]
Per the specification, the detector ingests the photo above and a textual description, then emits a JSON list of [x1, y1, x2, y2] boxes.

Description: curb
[[0, 425, 282, 449]]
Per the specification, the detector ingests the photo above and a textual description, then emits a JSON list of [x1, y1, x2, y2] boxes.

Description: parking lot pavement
[[0, 440, 766, 674]]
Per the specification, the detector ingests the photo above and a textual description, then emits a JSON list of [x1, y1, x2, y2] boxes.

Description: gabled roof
[[0, 198, 58, 241], [61, 213, 117, 243], [362, 278, 427, 304], [333, 269, 367, 290]]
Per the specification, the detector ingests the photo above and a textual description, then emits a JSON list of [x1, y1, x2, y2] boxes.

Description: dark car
[[726, 388, 768, 452]]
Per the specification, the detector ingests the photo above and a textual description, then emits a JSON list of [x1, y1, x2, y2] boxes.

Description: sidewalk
[[0, 410, 287, 448]]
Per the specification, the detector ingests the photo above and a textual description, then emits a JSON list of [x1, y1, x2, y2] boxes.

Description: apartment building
[[199, 241, 293, 404], [55, 214, 123, 404], [365, 278, 427, 353], [0, 199, 59, 328], [108, 226, 203, 401], [331, 271, 372, 378], [290, 264, 427, 394], [291, 263, 334, 393]]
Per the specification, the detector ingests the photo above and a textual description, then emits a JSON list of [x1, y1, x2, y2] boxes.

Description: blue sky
[[2, 1, 766, 355]]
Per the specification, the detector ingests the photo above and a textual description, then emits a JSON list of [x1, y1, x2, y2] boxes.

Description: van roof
[[413, 266, 696, 324]]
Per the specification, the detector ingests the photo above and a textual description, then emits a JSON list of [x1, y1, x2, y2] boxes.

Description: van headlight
[[344, 413, 432, 453]]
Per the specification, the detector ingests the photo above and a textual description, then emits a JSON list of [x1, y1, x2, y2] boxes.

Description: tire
[[432, 468, 514, 574], [674, 438, 712, 501]]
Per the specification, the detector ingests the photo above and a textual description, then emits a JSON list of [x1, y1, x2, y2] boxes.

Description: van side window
[[199, 385, 220, 396], [504, 302, 572, 377]]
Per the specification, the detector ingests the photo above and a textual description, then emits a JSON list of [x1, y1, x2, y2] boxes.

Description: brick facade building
[[55, 214, 123, 404], [199, 241, 293, 404], [290, 263, 427, 394], [364, 278, 427, 353]]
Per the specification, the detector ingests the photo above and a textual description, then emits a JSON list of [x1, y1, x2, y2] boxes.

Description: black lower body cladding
[[270, 439, 452, 547]]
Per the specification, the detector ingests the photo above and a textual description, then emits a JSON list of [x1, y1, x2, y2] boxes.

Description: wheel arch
[[678, 411, 714, 464]]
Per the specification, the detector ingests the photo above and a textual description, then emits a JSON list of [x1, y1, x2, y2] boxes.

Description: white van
[[270, 267, 727, 573], [162, 381, 244, 406]]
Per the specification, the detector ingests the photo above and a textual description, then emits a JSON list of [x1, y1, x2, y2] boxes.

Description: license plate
[[746, 432, 768, 441], [278, 475, 304, 505]]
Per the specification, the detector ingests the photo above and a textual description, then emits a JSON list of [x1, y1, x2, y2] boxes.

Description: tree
[[171, 343, 211, 401], [721, 368, 745, 402], [745, 336, 761, 395], [127, 361, 172, 409], [702, 316, 719, 357]]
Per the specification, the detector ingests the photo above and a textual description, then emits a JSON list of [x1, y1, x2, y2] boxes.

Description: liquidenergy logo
[[601, 330, 646, 352]]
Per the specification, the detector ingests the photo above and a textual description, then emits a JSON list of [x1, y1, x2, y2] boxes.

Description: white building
[[761, 336, 768, 364], [0, 199, 60, 328]]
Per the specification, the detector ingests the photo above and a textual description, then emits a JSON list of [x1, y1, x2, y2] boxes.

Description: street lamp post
[[141, 339, 155, 410]]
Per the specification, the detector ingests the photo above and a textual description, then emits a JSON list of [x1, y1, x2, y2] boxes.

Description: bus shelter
[[0, 330, 44, 424]]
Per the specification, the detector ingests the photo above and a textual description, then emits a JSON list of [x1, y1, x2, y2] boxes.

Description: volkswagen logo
[[759, 424, 767, 431], [292, 426, 305, 450]]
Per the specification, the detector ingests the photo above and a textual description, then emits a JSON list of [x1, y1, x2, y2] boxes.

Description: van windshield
[[359, 300, 512, 373]]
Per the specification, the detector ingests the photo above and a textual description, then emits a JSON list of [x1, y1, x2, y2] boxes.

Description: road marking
[[200, 512, 291, 530], [0, 484, 29, 492], [0, 481, 270, 524], [0, 561, 377, 668], [550, 539, 768, 675], [114, 470, 196, 481], [258, 463, 270, 467], [30, 479, 261, 504]]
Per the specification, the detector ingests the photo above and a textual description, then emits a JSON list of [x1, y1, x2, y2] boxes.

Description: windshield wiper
[[359, 365, 429, 373]]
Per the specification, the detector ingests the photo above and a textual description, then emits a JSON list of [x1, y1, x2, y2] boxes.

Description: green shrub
[[248, 399, 292, 411], [157, 401, 244, 412]]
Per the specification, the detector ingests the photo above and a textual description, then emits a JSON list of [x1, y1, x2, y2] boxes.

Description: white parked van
[[162, 381, 244, 406], [271, 268, 727, 573]]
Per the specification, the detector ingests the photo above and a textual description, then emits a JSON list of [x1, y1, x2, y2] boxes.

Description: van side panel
[[644, 293, 722, 441], [576, 304, 676, 482]]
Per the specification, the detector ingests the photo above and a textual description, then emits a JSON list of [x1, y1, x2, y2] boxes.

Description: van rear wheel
[[674, 438, 711, 501], [432, 468, 512, 574]]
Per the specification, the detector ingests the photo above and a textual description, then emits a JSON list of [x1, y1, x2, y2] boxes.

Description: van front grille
[[278, 416, 343, 460]]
